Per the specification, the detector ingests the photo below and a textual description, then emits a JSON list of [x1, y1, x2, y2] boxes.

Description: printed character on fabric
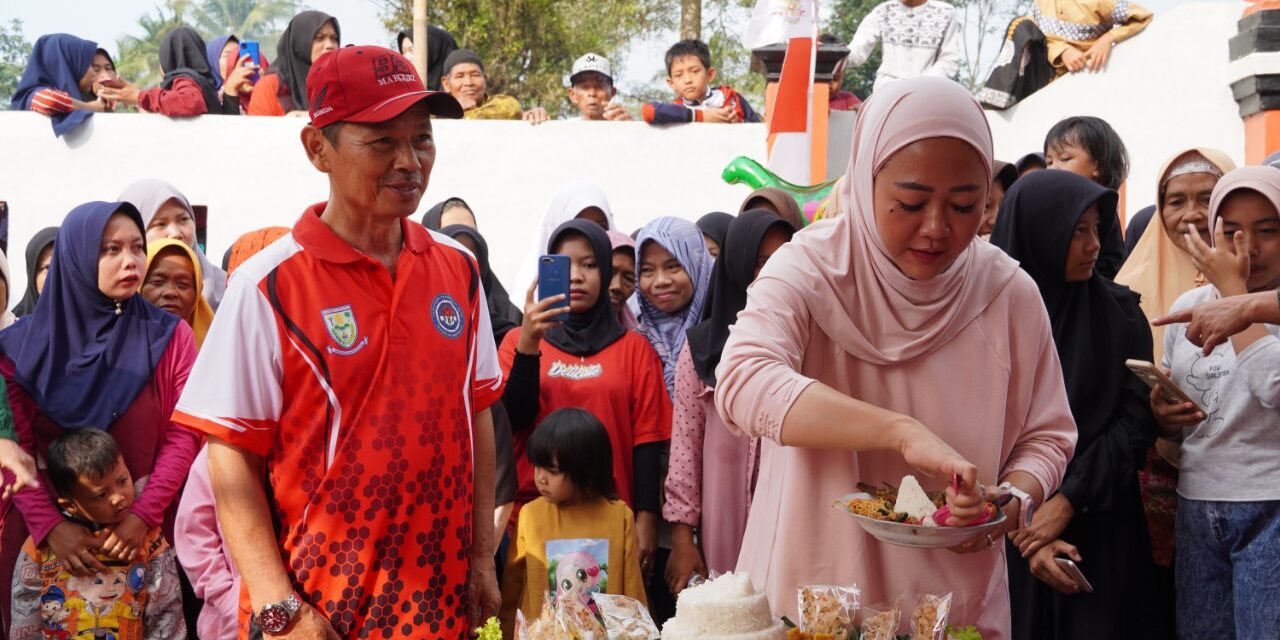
[[10, 530, 186, 640], [173, 211, 505, 637], [546, 539, 609, 611]]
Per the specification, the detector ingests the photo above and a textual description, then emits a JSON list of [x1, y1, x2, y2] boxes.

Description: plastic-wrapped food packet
[[594, 594, 661, 640], [859, 595, 902, 640], [559, 594, 608, 639], [797, 585, 861, 639], [517, 595, 572, 640], [909, 593, 953, 640]]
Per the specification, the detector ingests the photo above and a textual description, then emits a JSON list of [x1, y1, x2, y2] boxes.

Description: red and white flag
[[745, 0, 820, 184]]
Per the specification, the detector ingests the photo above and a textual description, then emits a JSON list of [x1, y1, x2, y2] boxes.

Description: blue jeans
[[1176, 498, 1280, 639]]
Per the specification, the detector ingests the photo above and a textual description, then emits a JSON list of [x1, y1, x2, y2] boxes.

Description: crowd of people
[[0, 2, 1273, 640]]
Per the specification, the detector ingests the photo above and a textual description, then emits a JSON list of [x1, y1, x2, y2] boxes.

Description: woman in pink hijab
[[714, 77, 1076, 638]]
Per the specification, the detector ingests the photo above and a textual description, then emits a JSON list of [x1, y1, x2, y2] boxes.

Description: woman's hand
[[1010, 493, 1073, 558], [1149, 382, 1203, 436], [896, 420, 979, 517], [0, 439, 37, 500], [1186, 219, 1249, 297], [1061, 48, 1088, 73], [97, 79, 140, 107], [515, 280, 566, 355], [46, 521, 107, 577], [1029, 539, 1084, 594], [1083, 33, 1115, 72], [223, 54, 259, 97], [102, 512, 148, 562], [635, 511, 659, 579], [666, 524, 707, 595]]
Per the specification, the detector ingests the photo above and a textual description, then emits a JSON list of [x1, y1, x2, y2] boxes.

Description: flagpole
[[413, 0, 429, 82]]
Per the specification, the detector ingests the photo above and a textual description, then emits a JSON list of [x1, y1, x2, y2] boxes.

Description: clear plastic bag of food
[[859, 595, 902, 640], [594, 594, 660, 640], [909, 593, 953, 640], [558, 593, 608, 639], [516, 595, 572, 640], [797, 585, 861, 639]]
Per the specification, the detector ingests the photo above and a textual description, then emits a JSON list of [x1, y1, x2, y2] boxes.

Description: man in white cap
[[568, 52, 631, 121]]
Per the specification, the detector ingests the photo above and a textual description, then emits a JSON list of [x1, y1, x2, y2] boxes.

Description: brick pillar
[[752, 42, 848, 183], [1229, 1, 1280, 164]]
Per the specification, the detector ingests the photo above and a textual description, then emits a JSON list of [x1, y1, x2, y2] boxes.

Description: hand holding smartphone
[[239, 41, 261, 82], [538, 255, 571, 323], [1054, 557, 1094, 593], [1126, 359, 1204, 414]]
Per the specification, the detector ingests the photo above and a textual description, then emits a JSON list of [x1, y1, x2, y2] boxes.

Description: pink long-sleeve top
[[3, 321, 201, 544], [175, 445, 240, 640], [714, 270, 1076, 639], [663, 343, 757, 575]]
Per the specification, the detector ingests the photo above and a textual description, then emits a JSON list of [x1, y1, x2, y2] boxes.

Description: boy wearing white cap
[[568, 53, 631, 121]]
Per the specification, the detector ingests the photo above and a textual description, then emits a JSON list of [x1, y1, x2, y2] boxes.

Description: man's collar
[[293, 202, 433, 264]]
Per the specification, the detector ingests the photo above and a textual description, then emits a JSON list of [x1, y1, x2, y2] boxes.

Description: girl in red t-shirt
[[498, 220, 671, 581]]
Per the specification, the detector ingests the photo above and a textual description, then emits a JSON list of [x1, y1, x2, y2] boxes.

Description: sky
[[8, 0, 1205, 98]]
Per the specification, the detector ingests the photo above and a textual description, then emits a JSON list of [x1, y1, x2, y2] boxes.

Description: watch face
[[260, 605, 291, 634]]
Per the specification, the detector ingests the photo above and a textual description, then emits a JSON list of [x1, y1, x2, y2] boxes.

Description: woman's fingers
[[525, 279, 538, 305]]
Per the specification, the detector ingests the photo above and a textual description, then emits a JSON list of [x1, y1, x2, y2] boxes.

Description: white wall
[[985, 2, 1247, 218], [1, 112, 766, 297]]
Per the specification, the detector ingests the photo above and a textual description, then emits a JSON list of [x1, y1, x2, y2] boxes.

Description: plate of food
[[833, 475, 1006, 549]]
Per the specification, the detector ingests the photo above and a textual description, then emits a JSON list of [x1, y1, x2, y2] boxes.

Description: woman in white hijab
[[118, 178, 227, 310], [513, 181, 617, 291], [0, 249, 15, 329]]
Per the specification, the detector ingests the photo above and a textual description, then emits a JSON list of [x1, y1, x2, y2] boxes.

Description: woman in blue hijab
[[0, 202, 200, 625], [11, 34, 108, 136], [634, 217, 714, 396]]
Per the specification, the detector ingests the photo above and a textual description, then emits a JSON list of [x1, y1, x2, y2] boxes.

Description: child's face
[[70, 570, 127, 609], [1220, 189, 1280, 292], [59, 456, 135, 525], [666, 55, 716, 102], [1045, 141, 1101, 185], [40, 599, 65, 621], [533, 461, 577, 504], [569, 73, 615, 120]]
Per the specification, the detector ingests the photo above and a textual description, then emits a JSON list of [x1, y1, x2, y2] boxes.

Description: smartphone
[[1125, 359, 1204, 414], [1055, 557, 1094, 593], [538, 255, 571, 323], [239, 40, 261, 82]]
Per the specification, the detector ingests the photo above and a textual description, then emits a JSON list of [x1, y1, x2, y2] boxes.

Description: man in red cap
[[173, 46, 504, 638]]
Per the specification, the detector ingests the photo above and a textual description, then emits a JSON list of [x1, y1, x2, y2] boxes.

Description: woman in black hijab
[[695, 211, 733, 258], [422, 197, 477, 231], [250, 11, 339, 114], [990, 170, 1158, 640], [12, 227, 58, 317], [438, 224, 521, 342], [97, 27, 236, 116], [397, 26, 458, 91]]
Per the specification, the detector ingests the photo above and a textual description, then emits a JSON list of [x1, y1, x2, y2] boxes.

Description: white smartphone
[[1125, 359, 1204, 414], [1055, 557, 1094, 593]]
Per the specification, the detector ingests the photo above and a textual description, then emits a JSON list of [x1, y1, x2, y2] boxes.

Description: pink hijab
[[606, 229, 640, 330], [765, 77, 1020, 364], [1208, 166, 1280, 241]]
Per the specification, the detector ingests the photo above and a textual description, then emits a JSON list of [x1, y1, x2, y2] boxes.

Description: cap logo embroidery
[[374, 54, 417, 87]]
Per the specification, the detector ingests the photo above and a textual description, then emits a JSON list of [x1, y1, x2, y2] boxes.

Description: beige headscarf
[[761, 77, 1020, 365], [1115, 148, 1235, 363]]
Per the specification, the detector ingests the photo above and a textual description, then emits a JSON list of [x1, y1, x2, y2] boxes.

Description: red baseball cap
[[306, 45, 463, 128]]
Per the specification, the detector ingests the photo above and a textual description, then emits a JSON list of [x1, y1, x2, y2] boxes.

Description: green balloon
[[721, 156, 838, 226]]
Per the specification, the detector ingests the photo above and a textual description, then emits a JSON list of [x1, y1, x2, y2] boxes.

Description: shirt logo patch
[[547, 361, 603, 381], [322, 304, 368, 356], [431, 294, 465, 340]]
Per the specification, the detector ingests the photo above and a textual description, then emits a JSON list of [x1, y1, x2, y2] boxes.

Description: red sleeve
[[628, 336, 673, 445], [246, 75, 285, 116], [131, 322, 202, 528], [1, 358, 64, 544], [498, 328, 521, 377], [137, 76, 209, 117], [29, 88, 74, 116]]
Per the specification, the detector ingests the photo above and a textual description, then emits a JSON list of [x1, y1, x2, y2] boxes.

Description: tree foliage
[[0, 19, 33, 109], [114, 0, 299, 90], [379, 0, 676, 117]]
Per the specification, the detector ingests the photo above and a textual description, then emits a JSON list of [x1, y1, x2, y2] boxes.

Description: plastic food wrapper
[[859, 595, 902, 640], [909, 593, 953, 640], [797, 585, 861, 639], [594, 594, 660, 640], [517, 593, 608, 640]]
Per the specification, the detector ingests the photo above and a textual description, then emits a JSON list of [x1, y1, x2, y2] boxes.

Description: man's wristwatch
[[998, 481, 1036, 529], [256, 593, 302, 635]]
